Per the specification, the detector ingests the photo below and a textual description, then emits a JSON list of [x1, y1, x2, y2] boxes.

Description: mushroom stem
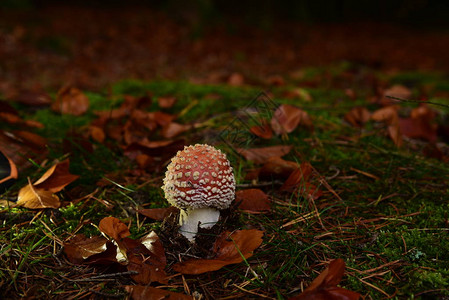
[[179, 207, 220, 242]]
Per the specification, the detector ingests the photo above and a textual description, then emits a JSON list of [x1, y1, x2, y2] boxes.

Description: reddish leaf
[[158, 96, 177, 108], [99, 216, 131, 242], [237, 145, 292, 164], [250, 121, 273, 139], [258, 156, 299, 180], [173, 229, 263, 274], [344, 107, 371, 128], [126, 285, 192, 300], [289, 259, 360, 300], [280, 162, 313, 192], [33, 159, 79, 192], [271, 104, 313, 135], [17, 179, 60, 209], [399, 104, 437, 142], [236, 189, 271, 212], [123, 232, 168, 284], [52, 86, 89, 116], [63, 234, 107, 264], [138, 207, 179, 221]]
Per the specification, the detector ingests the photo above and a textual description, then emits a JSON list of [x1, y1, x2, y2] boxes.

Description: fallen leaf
[[33, 159, 79, 192], [138, 207, 179, 221], [126, 285, 192, 300], [266, 75, 285, 86], [161, 122, 192, 139], [237, 145, 292, 164], [250, 121, 273, 139], [236, 189, 271, 212], [0, 148, 18, 191], [258, 156, 299, 180], [399, 104, 437, 142], [99, 216, 131, 242], [289, 259, 360, 300], [284, 88, 313, 102], [52, 86, 89, 116], [280, 162, 313, 192], [271, 104, 313, 135], [63, 234, 108, 264], [17, 179, 60, 209], [158, 96, 177, 108], [344, 107, 371, 128], [89, 125, 105, 143], [173, 229, 263, 274], [371, 106, 399, 125], [228, 72, 244, 86]]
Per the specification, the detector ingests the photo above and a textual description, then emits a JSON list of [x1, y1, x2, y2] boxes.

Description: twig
[[386, 95, 449, 109], [88, 289, 126, 298], [236, 180, 283, 188], [70, 271, 138, 282]]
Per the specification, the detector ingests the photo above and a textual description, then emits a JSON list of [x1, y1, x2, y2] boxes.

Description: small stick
[[70, 271, 138, 282], [386, 95, 449, 109]]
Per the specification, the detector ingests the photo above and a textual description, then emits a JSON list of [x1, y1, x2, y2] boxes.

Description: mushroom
[[162, 144, 235, 242]]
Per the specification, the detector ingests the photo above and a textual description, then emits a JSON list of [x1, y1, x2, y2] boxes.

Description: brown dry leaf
[[399, 104, 437, 142], [0, 112, 44, 128], [258, 156, 299, 180], [12, 130, 48, 150], [17, 179, 60, 209], [52, 86, 89, 116], [173, 229, 263, 275], [250, 121, 273, 139], [228, 72, 244, 86], [126, 285, 192, 300], [284, 88, 313, 102], [280, 162, 313, 192], [89, 125, 105, 143], [122, 232, 168, 284], [384, 84, 412, 100], [99, 216, 131, 242], [271, 104, 313, 135], [33, 159, 79, 192], [63, 234, 108, 264], [236, 189, 271, 212], [161, 122, 192, 139], [158, 96, 177, 108], [371, 106, 399, 125], [289, 259, 360, 300], [138, 207, 179, 221], [237, 145, 292, 164], [344, 107, 371, 128], [0, 148, 18, 187]]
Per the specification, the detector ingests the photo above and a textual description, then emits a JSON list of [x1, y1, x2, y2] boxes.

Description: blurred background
[[1, 0, 448, 94]]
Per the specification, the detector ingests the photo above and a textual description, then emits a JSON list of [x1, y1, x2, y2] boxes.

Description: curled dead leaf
[[138, 207, 179, 221], [236, 189, 271, 212], [259, 156, 299, 180], [173, 229, 263, 275], [52, 86, 89, 116], [289, 259, 360, 300], [99, 216, 131, 242], [17, 179, 60, 209], [237, 145, 292, 164], [344, 107, 371, 128], [34, 159, 79, 192], [271, 104, 313, 135], [63, 234, 108, 264]]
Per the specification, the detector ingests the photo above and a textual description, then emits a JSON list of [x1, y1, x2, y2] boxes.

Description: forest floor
[[0, 5, 449, 300]]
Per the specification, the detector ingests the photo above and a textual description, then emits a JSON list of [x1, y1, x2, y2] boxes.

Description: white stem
[[179, 208, 220, 242]]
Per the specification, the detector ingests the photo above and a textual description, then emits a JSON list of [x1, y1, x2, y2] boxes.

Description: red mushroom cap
[[162, 144, 235, 210]]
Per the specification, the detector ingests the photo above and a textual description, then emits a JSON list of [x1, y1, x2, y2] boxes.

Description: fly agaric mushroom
[[162, 144, 235, 241]]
